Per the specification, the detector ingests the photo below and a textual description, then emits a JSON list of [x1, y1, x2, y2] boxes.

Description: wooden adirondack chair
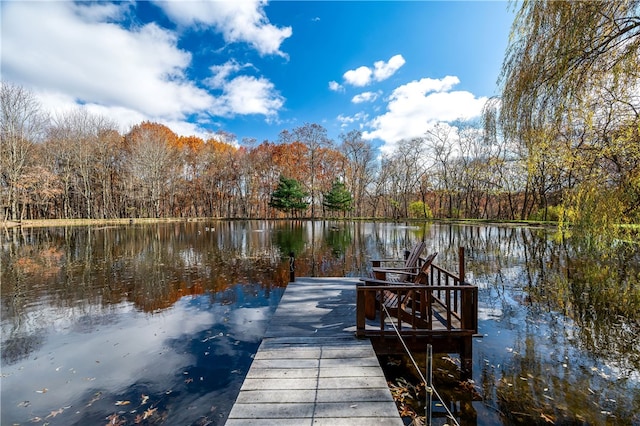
[[378, 252, 438, 306], [363, 249, 437, 320], [370, 241, 426, 282]]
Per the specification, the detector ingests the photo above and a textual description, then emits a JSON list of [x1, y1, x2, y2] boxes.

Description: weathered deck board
[[226, 277, 403, 426]]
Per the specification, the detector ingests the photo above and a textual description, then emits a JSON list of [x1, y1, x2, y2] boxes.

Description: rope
[[380, 301, 460, 426]]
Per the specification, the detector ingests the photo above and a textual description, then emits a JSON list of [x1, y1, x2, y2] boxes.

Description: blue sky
[[1, 1, 515, 153]]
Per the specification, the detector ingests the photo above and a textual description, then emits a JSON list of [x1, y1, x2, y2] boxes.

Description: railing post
[[458, 246, 465, 285], [461, 287, 478, 333], [289, 251, 295, 282], [356, 286, 365, 337]]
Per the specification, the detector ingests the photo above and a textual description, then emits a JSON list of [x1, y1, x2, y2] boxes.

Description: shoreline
[[2, 217, 197, 229], [2, 217, 560, 229]]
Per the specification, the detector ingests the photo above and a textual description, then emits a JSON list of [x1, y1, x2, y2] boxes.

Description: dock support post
[[426, 343, 433, 426], [461, 336, 473, 381], [289, 251, 295, 282]]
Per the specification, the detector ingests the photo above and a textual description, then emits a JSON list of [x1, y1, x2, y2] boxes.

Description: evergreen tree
[[269, 175, 309, 217], [323, 180, 354, 217]]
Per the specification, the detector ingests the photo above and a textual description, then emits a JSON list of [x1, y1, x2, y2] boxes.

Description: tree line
[[0, 82, 532, 222]]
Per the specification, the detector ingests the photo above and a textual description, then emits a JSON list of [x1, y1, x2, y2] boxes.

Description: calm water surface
[[1, 221, 639, 425]]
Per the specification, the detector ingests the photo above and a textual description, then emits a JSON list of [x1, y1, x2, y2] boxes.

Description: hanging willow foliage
[[500, 1, 640, 140], [496, 1, 640, 233]]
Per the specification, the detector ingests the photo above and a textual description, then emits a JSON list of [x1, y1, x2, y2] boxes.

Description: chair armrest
[[372, 266, 420, 272], [359, 277, 418, 287]]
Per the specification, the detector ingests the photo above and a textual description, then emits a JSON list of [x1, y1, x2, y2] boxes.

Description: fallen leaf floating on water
[[35, 388, 48, 394], [106, 413, 125, 425], [115, 400, 130, 406], [87, 392, 103, 407], [540, 412, 555, 423], [46, 408, 64, 418], [143, 407, 157, 419], [141, 394, 149, 405]]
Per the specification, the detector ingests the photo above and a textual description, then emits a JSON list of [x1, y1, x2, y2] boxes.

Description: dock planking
[[226, 277, 403, 425]]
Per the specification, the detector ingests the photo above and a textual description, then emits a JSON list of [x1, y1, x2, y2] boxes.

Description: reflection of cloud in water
[[229, 307, 271, 341], [0, 296, 221, 423], [2, 302, 131, 343], [477, 306, 503, 321], [178, 247, 208, 272]]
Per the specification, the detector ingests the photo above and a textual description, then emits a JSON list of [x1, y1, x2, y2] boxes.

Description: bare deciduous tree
[[0, 82, 48, 220]]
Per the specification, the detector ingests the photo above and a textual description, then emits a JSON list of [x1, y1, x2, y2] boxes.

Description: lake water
[[1, 221, 639, 425]]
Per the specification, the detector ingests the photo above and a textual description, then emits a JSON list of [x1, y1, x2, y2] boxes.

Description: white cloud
[[337, 112, 369, 129], [362, 76, 488, 151], [344, 66, 374, 87], [216, 75, 284, 116], [342, 54, 405, 87], [328, 81, 343, 92], [0, 2, 285, 137], [8, 4, 205, 114], [73, 1, 129, 23], [373, 54, 406, 81], [2, 2, 210, 119], [207, 61, 284, 117], [207, 60, 249, 89], [352, 91, 379, 104], [155, 0, 292, 57]]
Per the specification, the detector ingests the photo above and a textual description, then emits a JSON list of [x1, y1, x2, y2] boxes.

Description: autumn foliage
[[3, 81, 638, 225]]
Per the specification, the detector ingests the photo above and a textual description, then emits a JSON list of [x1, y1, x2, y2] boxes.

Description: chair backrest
[[414, 252, 438, 285], [404, 241, 426, 268], [396, 241, 426, 282]]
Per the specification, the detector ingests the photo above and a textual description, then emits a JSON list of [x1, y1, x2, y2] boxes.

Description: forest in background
[[0, 105, 530, 222], [2, 2, 639, 241]]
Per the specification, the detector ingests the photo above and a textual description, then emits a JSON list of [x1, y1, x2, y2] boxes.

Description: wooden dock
[[226, 277, 403, 425]]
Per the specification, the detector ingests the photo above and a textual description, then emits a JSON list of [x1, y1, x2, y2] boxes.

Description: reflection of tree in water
[[566, 249, 640, 374], [520, 235, 640, 375], [0, 223, 293, 366], [1, 331, 45, 365], [494, 316, 640, 424], [323, 222, 352, 258], [2, 223, 291, 312], [446, 224, 640, 374], [419, 224, 640, 423], [272, 221, 306, 259]]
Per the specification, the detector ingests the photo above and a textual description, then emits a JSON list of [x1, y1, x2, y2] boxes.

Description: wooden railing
[[356, 248, 478, 339], [356, 283, 478, 337]]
